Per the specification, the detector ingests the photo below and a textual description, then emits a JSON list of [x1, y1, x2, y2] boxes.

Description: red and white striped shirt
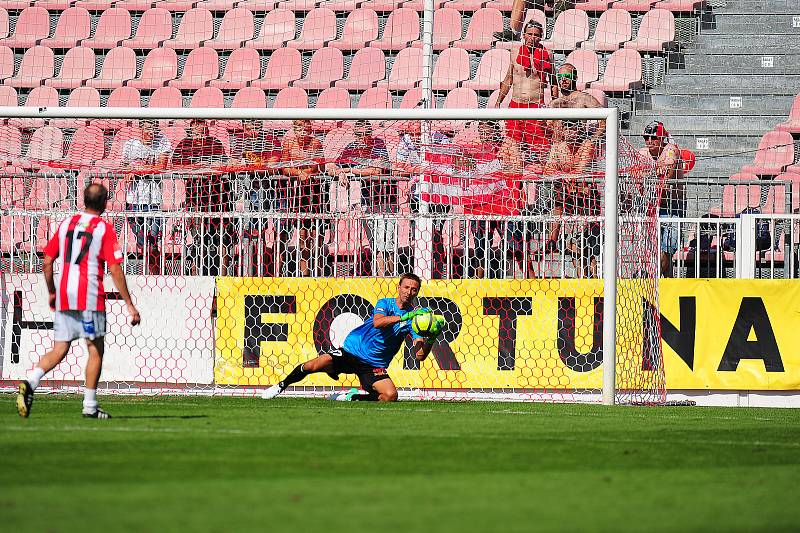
[[43, 213, 123, 312]]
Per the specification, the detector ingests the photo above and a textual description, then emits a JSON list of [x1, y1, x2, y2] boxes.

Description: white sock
[[83, 388, 98, 412], [27, 367, 46, 390]]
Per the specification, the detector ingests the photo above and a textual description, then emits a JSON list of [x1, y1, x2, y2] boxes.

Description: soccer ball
[[412, 312, 438, 337]]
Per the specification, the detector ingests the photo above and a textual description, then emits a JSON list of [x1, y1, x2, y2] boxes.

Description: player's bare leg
[[17, 341, 71, 418], [262, 353, 334, 399], [82, 337, 110, 418], [367, 379, 398, 402]]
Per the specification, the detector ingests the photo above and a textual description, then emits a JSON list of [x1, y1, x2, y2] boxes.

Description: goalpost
[[0, 105, 665, 405]]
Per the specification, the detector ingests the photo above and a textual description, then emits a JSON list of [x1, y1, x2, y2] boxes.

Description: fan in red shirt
[[16, 183, 140, 420]]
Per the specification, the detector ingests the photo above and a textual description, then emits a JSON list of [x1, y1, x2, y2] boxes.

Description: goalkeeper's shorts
[[329, 349, 391, 392], [54, 310, 106, 342]]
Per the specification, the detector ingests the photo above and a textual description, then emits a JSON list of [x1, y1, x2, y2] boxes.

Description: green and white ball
[[411, 311, 436, 337]]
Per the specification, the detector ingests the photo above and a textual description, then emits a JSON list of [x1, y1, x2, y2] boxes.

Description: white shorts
[[54, 310, 107, 342]]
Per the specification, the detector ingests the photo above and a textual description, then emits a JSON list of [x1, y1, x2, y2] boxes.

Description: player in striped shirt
[[17, 184, 141, 419]]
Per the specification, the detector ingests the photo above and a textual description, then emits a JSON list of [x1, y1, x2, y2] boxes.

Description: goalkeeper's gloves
[[400, 307, 431, 322], [425, 316, 446, 344]]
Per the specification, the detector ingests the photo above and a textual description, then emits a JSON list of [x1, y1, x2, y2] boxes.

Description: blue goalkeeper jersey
[[342, 298, 423, 368]]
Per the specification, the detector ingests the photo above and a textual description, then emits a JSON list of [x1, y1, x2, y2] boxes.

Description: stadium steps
[[682, 52, 800, 75], [630, 110, 787, 133], [644, 91, 796, 111], [705, 12, 800, 33]]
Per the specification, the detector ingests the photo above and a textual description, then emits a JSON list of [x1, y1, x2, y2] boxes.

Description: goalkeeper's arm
[[413, 317, 444, 361]]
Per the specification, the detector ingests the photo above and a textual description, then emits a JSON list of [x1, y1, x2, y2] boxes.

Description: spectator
[[494, 1, 575, 42], [122, 120, 171, 275], [638, 121, 685, 278], [327, 121, 394, 277], [281, 119, 325, 277], [549, 63, 605, 148], [171, 119, 230, 276], [495, 21, 557, 163]]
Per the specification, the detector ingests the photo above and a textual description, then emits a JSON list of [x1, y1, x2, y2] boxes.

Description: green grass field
[[2, 395, 800, 532]]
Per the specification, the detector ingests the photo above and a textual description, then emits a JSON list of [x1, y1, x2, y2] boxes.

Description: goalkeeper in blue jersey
[[262, 273, 442, 402]]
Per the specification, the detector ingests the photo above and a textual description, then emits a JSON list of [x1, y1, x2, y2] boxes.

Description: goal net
[[0, 107, 666, 404]]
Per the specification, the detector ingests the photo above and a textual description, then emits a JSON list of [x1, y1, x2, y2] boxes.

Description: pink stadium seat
[[613, 0, 655, 11], [431, 47, 471, 90], [250, 47, 302, 90], [51, 87, 100, 129], [82, 8, 132, 49], [761, 184, 786, 215], [359, 0, 404, 11], [190, 86, 224, 108], [123, 8, 173, 49], [287, 8, 336, 50], [92, 86, 141, 129], [245, 9, 295, 50], [115, 0, 157, 10], [357, 87, 392, 109], [74, 0, 115, 9], [575, 0, 613, 11], [377, 47, 423, 90], [87, 46, 137, 88], [741, 130, 795, 176], [163, 8, 214, 49], [584, 87, 608, 106], [267, 87, 309, 129], [335, 47, 385, 90], [0, 46, 14, 82], [318, 0, 359, 10], [0, 7, 50, 49], [654, 0, 705, 12], [210, 47, 262, 89], [0, 85, 18, 107], [728, 171, 758, 182], [27, 126, 64, 163], [277, 0, 317, 10], [370, 8, 420, 51], [461, 48, 510, 91], [46, 46, 96, 89], [60, 125, 105, 168], [590, 48, 642, 92], [412, 8, 462, 50], [625, 9, 676, 51], [314, 87, 351, 132], [154, 0, 195, 10], [454, 8, 503, 51], [169, 47, 219, 89], [194, 0, 239, 10], [5, 46, 54, 88], [581, 8, 631, 51], [294, 47, 344, 90], [330, 8, 378, 51], [41, 7, 91, 49], [236, 0, 281, 9], [0, 125, 23, 164], [205, 8, 255, 50], [148, 86, 183, 108], [720, 183, 760, 217], [399, 87, 426, 109], [542, 9, 590, 51], [34, 0, 73, 8], [232, 87, 268, 108], [776, 94, 800, 134], [0, 9, 7, 40], [443, 0, 485, 11], [775, 173, 800, 212], [565, 49, 599, 89], [128, 47, 179, 89], [442, 87, 478, 108]]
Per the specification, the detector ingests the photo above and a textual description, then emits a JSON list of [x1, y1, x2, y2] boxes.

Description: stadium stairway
[[629, 0, 800, 197]]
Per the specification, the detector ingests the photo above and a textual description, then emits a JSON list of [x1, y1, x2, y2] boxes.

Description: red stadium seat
[[163, 8, 214, 49], [246, 9, 295, 50], [314, 87, 351, 132], [377, 47, 423, 90], [776, 94, 800, 134], [412, 8, 462, 50], [357, 87, 392, 109], [542, 9, 590, 52], [87, 46, 137, 88], [581, 8, 631, 51], [6, 46, 54, 88], [250, 47, 302, 90], [205, 8, 255, 50], [46, 47, 96, 89], [484, 0, 513, 9], [330, 8, 379, 51], [404, 0, 447, 8], [287, 8, 336, 50], [61, 125, 105, 167], [775, 173, 800, 212], [51, 87, 101, 129], [169, 47, 219, 89], [461, 48, 510, 91], [210, 47, 262, 89], [565, 49, 600, 89], [0, 125, 23, 164], [454, 8, 504, 51], [431, 48, 471, 90], [190, 86, 225, 109], [370, 8, 420, 51], [590, 48, 642, 92], [268, 87, 309, 128], [41, 7, 91, 49], [0, 7, 50, 49], [218, 87, 268, 130], [148, 86, 183, 108], [92, 86, 141, 130], [127, 47, 179, 89], [741, 130, 795, 176], [27, 125, 64, 164], [625, 9, 676, 52], [443, 87, 479, 109], [123, 8, 173, 49], [612, 0, 655, 12], [294, 47, 344, 90], [0, 46, 15, 82], [82, 8, 132, 49], [335, 47, 385, 91], [399, 87, 426, 109]]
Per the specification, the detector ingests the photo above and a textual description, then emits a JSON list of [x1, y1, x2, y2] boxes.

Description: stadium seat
[[128, 47, 179, 89], [154, 0, 195, 10], [236, 0, 281, 10], [169, 47, 219, 89], [461, 48, 510, 91], [496, 9, 548, 50], [0, 10, 7, 40], [565, 49, 599, 89], [357, 86, 392, 109], [82, 8, 132, 49], [287, 8, 337, 50], [8, 86, 58, 130], [454, 8, 504, 51], [335, 47, 385, 90], [329, 8, 378, 51], [312, 87, 350, 132], [741, 130, 796, 176], [404, 0, 446, 8], [92, 86, 141, 130], [268, 87, 309, 128], [41, 7, 91, 49], [542, 9, 590, 52], [218, 86, 268, 130], [581, 9, 631, 51], [51, 86, 101, 129], [123, 8, 173, 49], [624, 9, 676, 52], [775, 173, 800, 212], [246, 9, 296, 50], [204, 8, 255, 50], [399, 87, 426, 109], [612, 0, 655, 12], [251, 47, 302, 90], [720, 183, 760, 217], [590, 48, 642, 92], [5, 46, 54, 88], [209, 47, 261, 89], [115, 0, 157, 10], [0, 7, 50, 49], [190, 86, 225, 108], [654, 0, 705, 12], [377, 47, 423, 90], [46, 46, 96, 89], [370, 8, 420, 51], [160, 178, 186, 210], [194, 0, 239, 10], [359, 0, 404, 11], [59, 125, 105, 168], [584, 87, 608, 106], [148, 86, 183, 108], [411, 8, 462, 50], [443, 0, 485, 11], [87, 46, 137, 89], [0, 46, 14, 82], [776, 94, 800, 134], [431, 48, 471, 90], [27, 125, 64, 164], [294, 47, 344, 90], [163, 8, 214, 49], [0, 85, 18, 108], [74, 0, 115, 9], [574, 0, 613, 11], [318, 0, 359, 10], [443, 86, 479, 109], [761, 184, 786, 215], [0, 125, 22, 164]]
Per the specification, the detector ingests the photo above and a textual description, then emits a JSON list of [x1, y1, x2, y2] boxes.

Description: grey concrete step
[[681, 52, 800, 74], [708, 13, 800, 33], [643, 92, 796, 112], [629, 112, 786, 132], [692, 34, 800, 51], [712, 4, 800, 15], [658, 73, 800, 91]]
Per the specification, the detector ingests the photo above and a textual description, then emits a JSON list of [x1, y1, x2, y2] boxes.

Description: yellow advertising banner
[[214, 278, 800, 391]]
